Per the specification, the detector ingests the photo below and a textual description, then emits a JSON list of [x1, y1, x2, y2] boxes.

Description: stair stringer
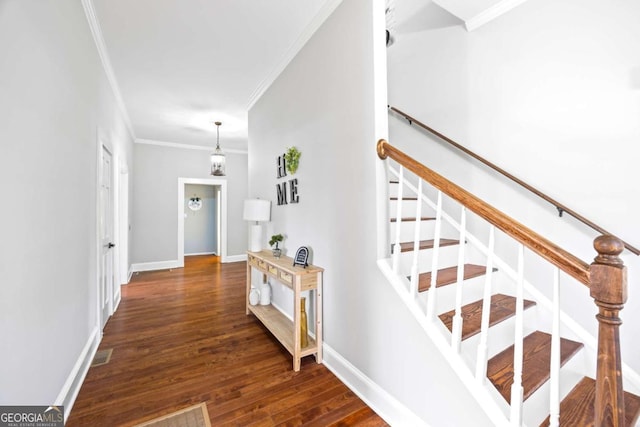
[[377, 258, 512, 427]]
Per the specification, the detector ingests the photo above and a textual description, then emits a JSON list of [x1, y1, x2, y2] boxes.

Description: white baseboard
[[322, 344, 429, 427], [131, 260, 181, 272], [113, 291, 122, 312], [126, 265, 133, 284], [223, 254, 247, 263], [55, 326, 101, 421], [185, 251, 217, 256]]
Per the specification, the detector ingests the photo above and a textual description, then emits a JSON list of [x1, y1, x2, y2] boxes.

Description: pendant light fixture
[[210, 121, 226, 176]]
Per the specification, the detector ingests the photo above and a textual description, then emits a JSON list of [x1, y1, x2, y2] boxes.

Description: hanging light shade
[[210, 121, 226, 176]]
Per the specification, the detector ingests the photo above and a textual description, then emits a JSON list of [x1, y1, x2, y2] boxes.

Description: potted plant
[[284, 147, 301, 175], [269, 234, 284, 258]]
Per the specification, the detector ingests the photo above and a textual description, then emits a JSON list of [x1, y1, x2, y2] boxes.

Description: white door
[[99, 145, 114, 329]]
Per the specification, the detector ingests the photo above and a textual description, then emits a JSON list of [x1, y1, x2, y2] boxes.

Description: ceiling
[[91, 0, 526, 151], [92, 0, 335, 151]]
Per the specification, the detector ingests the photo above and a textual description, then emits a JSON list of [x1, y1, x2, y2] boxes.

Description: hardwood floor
[[66, 256, 387, 427]]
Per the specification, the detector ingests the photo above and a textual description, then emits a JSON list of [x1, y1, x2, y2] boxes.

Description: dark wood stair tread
[[487, 331, 583, 403], [390, 217, 435, 222], [439, 294, 536, 340], [396, 238, 458, 253], [415, 264, 493, 292], [390, 197, 418, 200], [539, 377, 640, 427]]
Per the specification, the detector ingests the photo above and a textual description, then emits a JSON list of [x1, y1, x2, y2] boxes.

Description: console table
[[246, 250, 323, 371]]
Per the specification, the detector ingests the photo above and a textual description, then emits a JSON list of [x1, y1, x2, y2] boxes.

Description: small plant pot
[[272, 248, 282, 258]]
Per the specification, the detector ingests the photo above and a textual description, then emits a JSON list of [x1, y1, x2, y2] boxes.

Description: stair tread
[[539, 376, 640, 427], [415, 264, 493, 292], [439, 294, 536, 340], [397, 238, 458, 253], [487, 331, 584, 403], [390, 216, 435, 222], [390, 196, 418, 200]]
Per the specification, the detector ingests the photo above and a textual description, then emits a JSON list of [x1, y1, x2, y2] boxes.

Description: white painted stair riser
[[412, 275, 490, 315], [396, 244, 461, 276], [389, 199, 433, 217], [519, 354, 587, 427], [456, 307, 539, 370], [390, 219, 437, 242]]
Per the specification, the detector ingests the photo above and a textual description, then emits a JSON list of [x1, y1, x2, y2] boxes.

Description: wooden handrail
[[377, 139, 591, 285], [388, 106, 640, 256]]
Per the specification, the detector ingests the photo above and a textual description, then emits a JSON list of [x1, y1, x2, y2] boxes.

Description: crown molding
[[81, 0, 136, 140], [464, 0, 529, 31], [247, 0, 344, 110], [136, 138, 248, 155]]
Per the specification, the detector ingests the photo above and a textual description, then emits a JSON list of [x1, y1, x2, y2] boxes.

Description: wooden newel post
[[590, 235, 627, 427]]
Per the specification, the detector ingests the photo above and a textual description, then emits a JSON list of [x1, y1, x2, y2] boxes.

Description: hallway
[[67, 256, 387, 426]]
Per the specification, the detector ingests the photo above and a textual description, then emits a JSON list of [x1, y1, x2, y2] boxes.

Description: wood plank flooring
[[66, 256, 388, 427]]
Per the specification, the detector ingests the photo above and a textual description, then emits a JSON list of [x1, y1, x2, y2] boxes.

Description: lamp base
[[249, 224, 263, 252]]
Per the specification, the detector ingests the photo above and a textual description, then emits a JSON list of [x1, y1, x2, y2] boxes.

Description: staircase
[[377, 140, 640, 426]]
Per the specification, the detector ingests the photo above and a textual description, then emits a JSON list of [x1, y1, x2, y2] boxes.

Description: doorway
[[184, 183, 219, 256], [177, 178, 228, 266], [98, 144, 115, 329]]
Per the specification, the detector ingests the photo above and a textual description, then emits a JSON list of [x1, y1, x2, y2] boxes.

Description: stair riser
[[520, 355, 586, 427], [396, 245, 461, 276], [390, 220, 437, 242], [388, 183, 414, 198], [389, 199, 432, 217], [458, 307, 538, 370], [415, 275, 489, 314]]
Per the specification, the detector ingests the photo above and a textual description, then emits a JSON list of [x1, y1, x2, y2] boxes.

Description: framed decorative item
[[188, 197, 202, 211], [293, 246, 309, 268]]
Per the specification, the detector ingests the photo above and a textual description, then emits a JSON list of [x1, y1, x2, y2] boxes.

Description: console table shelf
[[246, 250, 323, 371]]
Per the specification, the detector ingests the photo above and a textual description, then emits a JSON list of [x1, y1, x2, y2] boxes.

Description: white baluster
[[451, 207, 467, 352], [549, 267, 561, 427], [392, 166, 404, 274], [476, 225, 495, 382], [426, 191, 442, 320], [510, 244, 525, 426], [409, 180, 423, 296]]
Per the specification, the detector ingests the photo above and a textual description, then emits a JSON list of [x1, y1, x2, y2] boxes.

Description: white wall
[[132, 143, 247, 263], [248, 0, 493, 425], [0, 0, 134, 405], [184, 184, 218, 255], [387, 0, 640, 372]]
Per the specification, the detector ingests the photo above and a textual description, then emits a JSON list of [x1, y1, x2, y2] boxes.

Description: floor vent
[[91, 348, 113, 367]]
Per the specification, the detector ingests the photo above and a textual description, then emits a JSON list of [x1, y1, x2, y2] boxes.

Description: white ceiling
[[92, 0, 334, 150], [92, 0, 527, 151]]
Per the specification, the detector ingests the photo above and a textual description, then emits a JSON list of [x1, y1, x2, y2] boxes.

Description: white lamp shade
[[243, 199, 271, 222]]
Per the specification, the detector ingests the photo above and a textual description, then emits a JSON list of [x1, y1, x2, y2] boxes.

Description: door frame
[[114, 156, 129, 301], [177, 177, 228, 265]]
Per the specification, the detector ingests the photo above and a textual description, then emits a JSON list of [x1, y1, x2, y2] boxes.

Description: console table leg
[[245, 260, 251, 315], [316, 271, 323, 364]]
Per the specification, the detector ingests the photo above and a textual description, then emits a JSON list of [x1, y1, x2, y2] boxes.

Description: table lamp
[[243, 199, 271, 252]]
